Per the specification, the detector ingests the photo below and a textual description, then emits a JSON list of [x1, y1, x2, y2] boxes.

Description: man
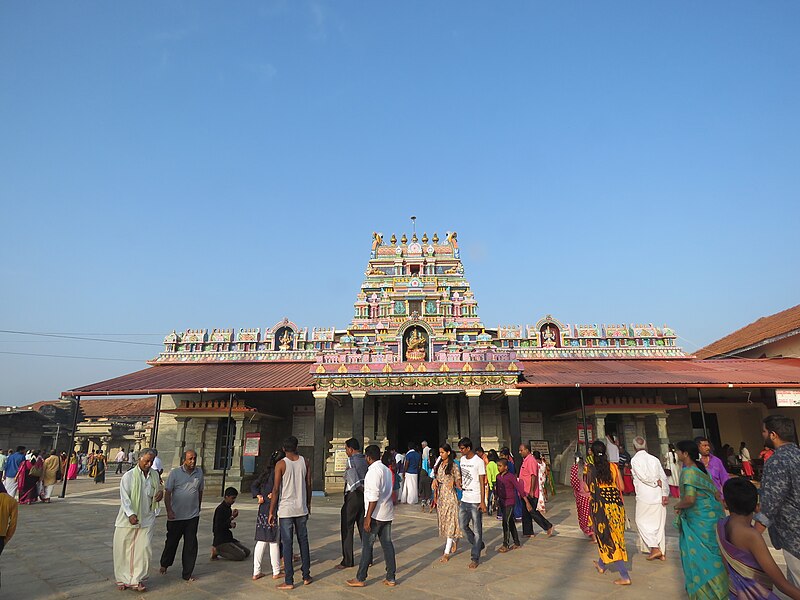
[[152, 450, 164, 478], [3, 447, 26, 500], [114, 448, 127, 474], [458, 437, 487, 569], [605, 431, 620, 464], [630, 436, 669, 561], [41, 450, 61, 503], [400, 443, 420, 504], [337, 437, 368, 570], [695, 437, 729, 497], [128, 448, 136, 469], [755, 414, 800, 598], [421, 440, 431, 473], [346, 444, 396, 587], [113, 449, 163, 592], [518, 443, 555, 538], [160, 450, 204, 582], [211, 487, 250, 561], [0, 449, 7, 478], [269, 436, 312, 590]]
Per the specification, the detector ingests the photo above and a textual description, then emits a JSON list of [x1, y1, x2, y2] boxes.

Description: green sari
[[676, 465, 728, 600]]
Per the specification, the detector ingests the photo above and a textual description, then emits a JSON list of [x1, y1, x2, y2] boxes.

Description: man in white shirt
[[115, 449, 127, 474], [605, 431, 620, 464], [630, 436, 669, 561], [457, 437, 487, 569], [346, 444, 396, 587]]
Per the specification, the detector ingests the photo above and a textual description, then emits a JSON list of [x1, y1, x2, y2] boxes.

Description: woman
[[587, 440, 630, 586], [570, 452, 594, 541], [92, 451, 107, 484], [16, 456, 39, 505], [67, 451, 79, 480], [432, 443, 461, 562], [533, 451, 549, 514], [673, 439, 728, 600], [485, 450, 499, 516], [251, 449, 285, 581], [664, 443, 681, 498], [739, 442, 754, 479]]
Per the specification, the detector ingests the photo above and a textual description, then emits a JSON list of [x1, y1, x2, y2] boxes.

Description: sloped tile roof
[[696, 304, 800, 359]]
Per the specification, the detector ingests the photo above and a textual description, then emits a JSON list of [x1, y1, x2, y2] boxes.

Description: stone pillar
[[375, 397, 389, 449], [101, 436, 111, 457], [592, 413, 606, 445], [227, 414, 246, 482], [171, 417, 189, 468], [506, 389, 522, 472], [446, 395, 460, 444], [466, 389, 482, 446], [655, 413, 669, 461], [351, 391, 366, 444], [312, 391, 329, 493]]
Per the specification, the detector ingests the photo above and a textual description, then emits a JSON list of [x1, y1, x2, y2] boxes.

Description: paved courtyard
[[0, 473, 776, 599]]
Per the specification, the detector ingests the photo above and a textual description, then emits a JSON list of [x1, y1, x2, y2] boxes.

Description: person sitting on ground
[[718, 477, 800, 599], [211, 487, 251, 561]]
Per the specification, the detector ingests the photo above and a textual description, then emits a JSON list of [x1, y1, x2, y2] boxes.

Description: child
[[211, 487, 251, 561], [718, 478, 800, 599], [494, 459, 532, 552], [418, 467, 433, 512]]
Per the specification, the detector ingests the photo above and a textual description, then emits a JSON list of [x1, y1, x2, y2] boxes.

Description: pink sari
[[17, 459, 39, 504]]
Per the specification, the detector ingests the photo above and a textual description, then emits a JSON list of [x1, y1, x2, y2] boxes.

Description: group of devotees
[[112, 415, 800, 599]]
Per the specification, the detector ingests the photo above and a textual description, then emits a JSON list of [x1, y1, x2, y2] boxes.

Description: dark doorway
[[390, 396, 441, 453]]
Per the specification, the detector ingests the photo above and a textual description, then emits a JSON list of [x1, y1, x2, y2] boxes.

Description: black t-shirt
[[212, 502, 235, 546]]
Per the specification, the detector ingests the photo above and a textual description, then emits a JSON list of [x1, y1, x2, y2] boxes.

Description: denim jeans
[[356, 519, 396, 583], [458, 501, 483, 562], [279, 515, 310, 585]]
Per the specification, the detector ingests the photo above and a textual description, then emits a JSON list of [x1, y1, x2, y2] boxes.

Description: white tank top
[[277, 456, 308, 518]]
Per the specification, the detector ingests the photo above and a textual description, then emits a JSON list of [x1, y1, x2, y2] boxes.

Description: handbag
[[30, 466, 43, 477], [56, 468, 63, 481]]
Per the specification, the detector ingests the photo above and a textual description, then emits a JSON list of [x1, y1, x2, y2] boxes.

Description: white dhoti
[[3, 476, 18, 499], [635, 501, 666, 554], [400, 473, 419, 504], [113, 525, 154, 587]]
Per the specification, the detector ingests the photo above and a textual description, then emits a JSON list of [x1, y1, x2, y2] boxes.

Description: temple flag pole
[[151, 394, 162, 448], [60, 395, 81, 499], [697, 388, 708, 437], [220, 393, 234, 496]]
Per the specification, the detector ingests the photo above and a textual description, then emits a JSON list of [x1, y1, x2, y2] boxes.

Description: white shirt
[[459, 454, 486, 504], [152, 456, 163, 473], [364, 460, 394, 522], [630, 450, 669, 505], [605, 436, 620, 463], [116, 466, 160, 528], [422, 446, 430, 460], [115, 451, 126, 462]]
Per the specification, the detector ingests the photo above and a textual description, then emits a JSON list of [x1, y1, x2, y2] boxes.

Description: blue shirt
[[405, 450, 421, 475], [4, 452, 25, 478]]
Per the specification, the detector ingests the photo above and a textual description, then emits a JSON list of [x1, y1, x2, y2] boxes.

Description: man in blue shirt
[[4, 446, 26, 499], [401, 443, 421, 504]]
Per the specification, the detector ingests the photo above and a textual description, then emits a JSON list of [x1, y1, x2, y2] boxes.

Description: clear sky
[[1, 2, 799, 405]]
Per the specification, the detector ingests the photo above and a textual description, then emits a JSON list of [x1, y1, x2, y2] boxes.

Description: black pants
[[521, 495, 552, 536], [501, 505, 520, 547], [340, 489, 364, 567], [160, 516, 199, 579], [115, 462, 124, 474]]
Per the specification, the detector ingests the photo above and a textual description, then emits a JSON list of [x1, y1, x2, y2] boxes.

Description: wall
[[735, 334, 800, 359]]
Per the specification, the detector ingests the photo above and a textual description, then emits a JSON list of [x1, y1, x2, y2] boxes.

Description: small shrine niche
[[403, 326, 429, 361], [540, 323, 560, 348], [274, 326, 295, 351]]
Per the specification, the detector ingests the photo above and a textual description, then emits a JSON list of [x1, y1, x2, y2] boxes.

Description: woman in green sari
[[673, 440, 728, 600]]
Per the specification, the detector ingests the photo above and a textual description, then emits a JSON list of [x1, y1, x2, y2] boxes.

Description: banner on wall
[[776, 389, 800, 408], [577, 423, 594, 445], [243, 433, 261, 456]]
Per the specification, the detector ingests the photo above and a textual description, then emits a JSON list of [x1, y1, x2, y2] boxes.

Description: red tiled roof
[[24, 398, 156, 417], [695, 304, 800, 359], [64, 362, 315, 396], [518, 358, 800, 387]]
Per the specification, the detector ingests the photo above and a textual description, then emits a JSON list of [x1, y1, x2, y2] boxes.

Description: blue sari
[[676, 465, 728, 600]]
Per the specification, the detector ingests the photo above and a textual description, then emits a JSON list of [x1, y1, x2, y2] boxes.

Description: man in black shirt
[[211, 487, 250, 561]]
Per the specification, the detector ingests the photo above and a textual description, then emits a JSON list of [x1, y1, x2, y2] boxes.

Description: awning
[[518, 358, 800, 388], [63, 362, 315, 396]]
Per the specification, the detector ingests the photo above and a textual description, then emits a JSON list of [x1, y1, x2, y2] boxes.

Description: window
[[214, 418, 236, 470], [409, 300, 422, 315]]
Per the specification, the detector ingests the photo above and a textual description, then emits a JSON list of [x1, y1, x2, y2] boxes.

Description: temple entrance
[[388, 395, 445, 453]]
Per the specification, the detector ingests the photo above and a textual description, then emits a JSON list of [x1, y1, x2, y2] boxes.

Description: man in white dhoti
[[400, 443, 420, 504], [630, 436, 669, 562], [113, 448, 163, 592]]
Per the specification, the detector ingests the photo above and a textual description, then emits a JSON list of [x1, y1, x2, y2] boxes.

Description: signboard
[[334, 448, 348, 473], [243, 433, 261, 456], [577, 423, 594, 445], [777, 389, 800, 408], [293, 405, 315, 446], [529, 440, 551, 462]]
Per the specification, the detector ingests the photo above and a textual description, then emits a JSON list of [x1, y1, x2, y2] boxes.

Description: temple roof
[[695, 304, 800, 359]]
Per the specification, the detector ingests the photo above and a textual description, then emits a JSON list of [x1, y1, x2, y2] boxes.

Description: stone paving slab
[[0, 473, 778, 599]]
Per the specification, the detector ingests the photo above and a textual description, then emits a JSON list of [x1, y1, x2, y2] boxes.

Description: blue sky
[[1, 2, 799, 405]]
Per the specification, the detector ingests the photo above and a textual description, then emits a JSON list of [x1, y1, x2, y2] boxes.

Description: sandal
[[117, 585, 128, 591], [497, 546, 509, 553], [439, 554, 450, 563]]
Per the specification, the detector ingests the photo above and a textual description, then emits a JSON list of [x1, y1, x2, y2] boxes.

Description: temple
[[65, 230, 800, 494]]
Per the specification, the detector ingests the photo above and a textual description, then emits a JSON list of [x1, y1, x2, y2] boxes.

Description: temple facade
[[65, 230, 800, 494]]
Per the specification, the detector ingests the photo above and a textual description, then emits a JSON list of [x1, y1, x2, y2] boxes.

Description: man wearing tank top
[[268, 436, 312, 590]]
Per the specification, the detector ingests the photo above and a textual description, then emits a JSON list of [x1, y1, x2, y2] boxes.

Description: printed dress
[[570, 462, 592, 536], [588, 462, 627, 563], [435, 462, 462, 539]]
